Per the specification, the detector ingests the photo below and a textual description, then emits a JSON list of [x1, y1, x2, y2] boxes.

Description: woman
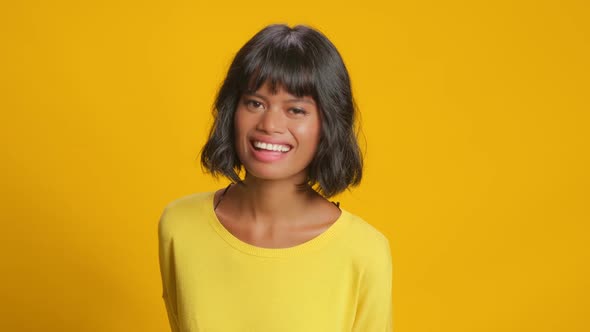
[[158, 24, 393, 331]]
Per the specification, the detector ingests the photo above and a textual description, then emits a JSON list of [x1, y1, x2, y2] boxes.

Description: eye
[[289, 108, 307, 116], [245, 99, 265, 111]]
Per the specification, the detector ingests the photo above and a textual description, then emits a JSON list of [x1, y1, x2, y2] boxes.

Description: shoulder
[[341, 211, 392, 267], [344, 211, 391, 249], [158, 192, 213, 240], [161, 191, 212, 214]]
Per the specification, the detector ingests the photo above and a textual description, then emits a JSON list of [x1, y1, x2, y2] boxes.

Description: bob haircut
[[200, 24, 363, 198]]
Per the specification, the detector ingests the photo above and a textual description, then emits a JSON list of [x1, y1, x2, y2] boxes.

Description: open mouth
[[250, 140, 292, 153]]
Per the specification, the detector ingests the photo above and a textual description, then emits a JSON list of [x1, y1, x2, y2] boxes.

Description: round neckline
[[205, 191, 350, 258]]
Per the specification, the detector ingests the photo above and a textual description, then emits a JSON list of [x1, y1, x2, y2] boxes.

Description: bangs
[[203, 24, 362, 197], [238, 45, 318, 99]]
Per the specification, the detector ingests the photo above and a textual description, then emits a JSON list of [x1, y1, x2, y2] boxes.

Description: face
[[234, 81, 321, 183]]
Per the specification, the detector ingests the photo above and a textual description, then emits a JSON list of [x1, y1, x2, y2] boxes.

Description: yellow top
[[158, 191, 393, 332]]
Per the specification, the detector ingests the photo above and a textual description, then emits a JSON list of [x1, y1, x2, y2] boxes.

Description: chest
[[174, 250, 360, 332], [219, 218, 335, 249]]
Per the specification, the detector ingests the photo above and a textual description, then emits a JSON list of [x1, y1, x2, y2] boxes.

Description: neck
[[233, 174, 318, 226]]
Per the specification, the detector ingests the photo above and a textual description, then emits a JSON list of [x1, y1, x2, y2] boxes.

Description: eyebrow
[[244, 92, 316, 105]]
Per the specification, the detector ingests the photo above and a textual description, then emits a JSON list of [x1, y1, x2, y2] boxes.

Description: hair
[[200, 24, 363, 198]]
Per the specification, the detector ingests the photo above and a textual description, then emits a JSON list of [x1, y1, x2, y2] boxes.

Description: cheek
[[234, 109, 251, 136], [293, 120, 321, 148], [233, 111, 248, 151]]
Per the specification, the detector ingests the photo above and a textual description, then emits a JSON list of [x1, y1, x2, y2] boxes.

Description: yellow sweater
[[158, 191, 393, 332]]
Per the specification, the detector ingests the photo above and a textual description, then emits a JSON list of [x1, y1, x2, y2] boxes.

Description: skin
[[213, 81, 342, 249]]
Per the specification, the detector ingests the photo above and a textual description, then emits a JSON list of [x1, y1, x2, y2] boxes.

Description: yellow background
[[1, 0, 588, 331]]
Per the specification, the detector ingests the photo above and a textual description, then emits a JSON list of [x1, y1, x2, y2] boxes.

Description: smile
[[252, 140, 291, 153]]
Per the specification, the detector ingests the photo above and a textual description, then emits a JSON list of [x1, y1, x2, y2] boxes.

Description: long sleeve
[[158, 207, 181, 332], [154, 192, 393, 331], [351, 235, 393, 332]]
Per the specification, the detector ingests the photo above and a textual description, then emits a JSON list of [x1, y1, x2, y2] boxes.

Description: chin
[[244, 166, 306, 183]]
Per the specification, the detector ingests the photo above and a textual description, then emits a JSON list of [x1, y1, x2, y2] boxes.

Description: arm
[[158, 207, 181, 332], [352, 235, 393, 332]]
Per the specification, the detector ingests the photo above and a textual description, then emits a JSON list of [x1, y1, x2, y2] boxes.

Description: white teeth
[[253, 141, 291, 152]]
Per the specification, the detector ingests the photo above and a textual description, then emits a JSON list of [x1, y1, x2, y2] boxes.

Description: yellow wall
[[1, 1, 588, 331]]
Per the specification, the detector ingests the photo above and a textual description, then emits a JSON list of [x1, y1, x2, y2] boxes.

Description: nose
[[256, 107, 285, 134]]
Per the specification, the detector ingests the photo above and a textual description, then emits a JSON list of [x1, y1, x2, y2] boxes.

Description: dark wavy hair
[[200, 24, 363, 198]]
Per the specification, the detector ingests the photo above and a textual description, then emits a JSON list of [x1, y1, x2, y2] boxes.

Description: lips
[[251, 140, 292, 152], [248, 139, 292, 162]]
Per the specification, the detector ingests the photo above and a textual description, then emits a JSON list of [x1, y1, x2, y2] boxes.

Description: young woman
[[158, 24, 393, 332]]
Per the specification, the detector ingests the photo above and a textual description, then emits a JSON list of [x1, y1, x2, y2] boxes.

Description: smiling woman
[[201, 24, 364, 197], [158, 24, 393, 332], [234, 82, 321, 180]]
